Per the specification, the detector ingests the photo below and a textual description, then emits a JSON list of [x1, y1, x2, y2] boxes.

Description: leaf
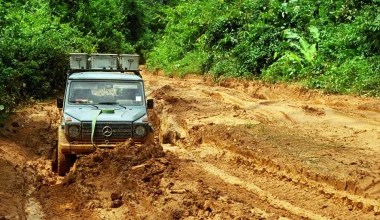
[[283, 29, 300, 39], [288, 53, 303, 67], [303, 44, 317, 63], [309, 44, 317, 55], [0, 105, 4, 111], [274, 52, 278, 60], [309, 26, 320, 42], [290, 42, 301, 50], [299, 38, 310, 52]]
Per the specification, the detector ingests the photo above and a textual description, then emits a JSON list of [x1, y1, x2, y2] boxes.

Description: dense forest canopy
[[0, 0, 380, 118]]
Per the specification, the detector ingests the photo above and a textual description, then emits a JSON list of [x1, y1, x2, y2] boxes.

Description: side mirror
[[147, 99, 154, 109], [57, 98, 63, 109]]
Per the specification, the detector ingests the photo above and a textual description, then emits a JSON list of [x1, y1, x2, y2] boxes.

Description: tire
[[146, 131, 155, 143], [52, 145, 58, 172], [57, 145, 76, 176]]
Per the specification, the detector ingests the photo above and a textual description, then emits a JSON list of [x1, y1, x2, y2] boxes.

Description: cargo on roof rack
[[69, 53, 140, 71]]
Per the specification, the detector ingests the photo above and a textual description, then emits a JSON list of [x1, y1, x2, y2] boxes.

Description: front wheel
[[57, 145, 76, 176]]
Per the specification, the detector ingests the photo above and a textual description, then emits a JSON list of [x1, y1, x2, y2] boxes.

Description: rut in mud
[[1, 68, 380, 219]]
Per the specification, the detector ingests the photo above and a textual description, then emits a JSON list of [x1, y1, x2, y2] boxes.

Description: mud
[[1, 67, 380, 219]]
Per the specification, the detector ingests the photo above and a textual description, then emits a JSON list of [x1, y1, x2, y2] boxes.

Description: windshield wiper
[[95, 102, 126, 109], [97, 102, 119, 105]]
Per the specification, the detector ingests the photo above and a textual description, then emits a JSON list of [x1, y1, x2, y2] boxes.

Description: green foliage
[[147, 0, 380, 97], [147, 0, 217, 75], [49, 0, 148, 53], [1, 0, 380, 123], [263, 25, 321, 82], [0, 0, 168, 117], [309, 56, 380, 96], [0, 0, 94, 111]]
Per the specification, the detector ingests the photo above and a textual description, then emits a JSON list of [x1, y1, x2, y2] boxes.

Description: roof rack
[[69, 53, 141, 76]]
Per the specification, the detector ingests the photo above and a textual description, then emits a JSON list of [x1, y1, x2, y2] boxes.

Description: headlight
[[68, 125, 80, 137], [135, 125, 146, 136]]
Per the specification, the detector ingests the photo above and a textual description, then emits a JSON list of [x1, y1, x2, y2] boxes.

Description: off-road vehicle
[[55, 53, 154, 176]]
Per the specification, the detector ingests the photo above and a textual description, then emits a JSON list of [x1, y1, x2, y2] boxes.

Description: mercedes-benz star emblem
[[102, 126, 113, 137]]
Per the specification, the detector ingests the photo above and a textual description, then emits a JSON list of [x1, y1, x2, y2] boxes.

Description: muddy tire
[[147, 131, 155, 143], [57, 146, 76, 176], [52, 146, 58, 172]]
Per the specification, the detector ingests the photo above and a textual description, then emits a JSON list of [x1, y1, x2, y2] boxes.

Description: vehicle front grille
[[82, 122, 132, 140]]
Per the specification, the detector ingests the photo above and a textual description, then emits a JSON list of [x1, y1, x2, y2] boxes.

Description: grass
[[244, 121, 254, 129], [259, 124, 267, 133]]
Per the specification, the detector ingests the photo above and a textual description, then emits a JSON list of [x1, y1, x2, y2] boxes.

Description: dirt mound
[[150, 85, 174, 100], [67, 140, 165, 180], [33, 140, 178, 219], [65, 140, 167, 206], [302, 105, 325, 116]]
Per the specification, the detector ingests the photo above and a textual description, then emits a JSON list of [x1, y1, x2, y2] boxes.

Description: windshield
[[68, 81, 143, 106]]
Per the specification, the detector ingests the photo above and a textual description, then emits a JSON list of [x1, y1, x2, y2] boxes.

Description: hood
[[64, 106, 146, 122]]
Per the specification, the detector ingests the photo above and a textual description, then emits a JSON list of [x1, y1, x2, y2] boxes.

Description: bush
[[146, 0, 380, 97], [0, 0, 167, 114], [310, 56, 380, 96], [147, 0, 218, 75], [0, 0, 94, 111]]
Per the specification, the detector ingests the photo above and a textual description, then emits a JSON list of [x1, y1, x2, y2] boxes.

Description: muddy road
[[1, 68, 380, 219]]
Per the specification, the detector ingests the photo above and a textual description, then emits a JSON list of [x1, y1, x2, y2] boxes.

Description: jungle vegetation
[[1, 0, 379, 121]]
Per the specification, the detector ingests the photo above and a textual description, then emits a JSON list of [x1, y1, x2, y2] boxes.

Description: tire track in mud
[[195, 143, 380, 217], [144, 71, 380, 219], [163, 144, 328, 219], [158, 115, 378, 219]]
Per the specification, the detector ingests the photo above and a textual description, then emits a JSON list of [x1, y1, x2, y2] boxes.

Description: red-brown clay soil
[[1, 67, 380, 219]]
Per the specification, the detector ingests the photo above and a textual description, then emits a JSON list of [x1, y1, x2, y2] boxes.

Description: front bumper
[[58, 127, 154, 154]]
